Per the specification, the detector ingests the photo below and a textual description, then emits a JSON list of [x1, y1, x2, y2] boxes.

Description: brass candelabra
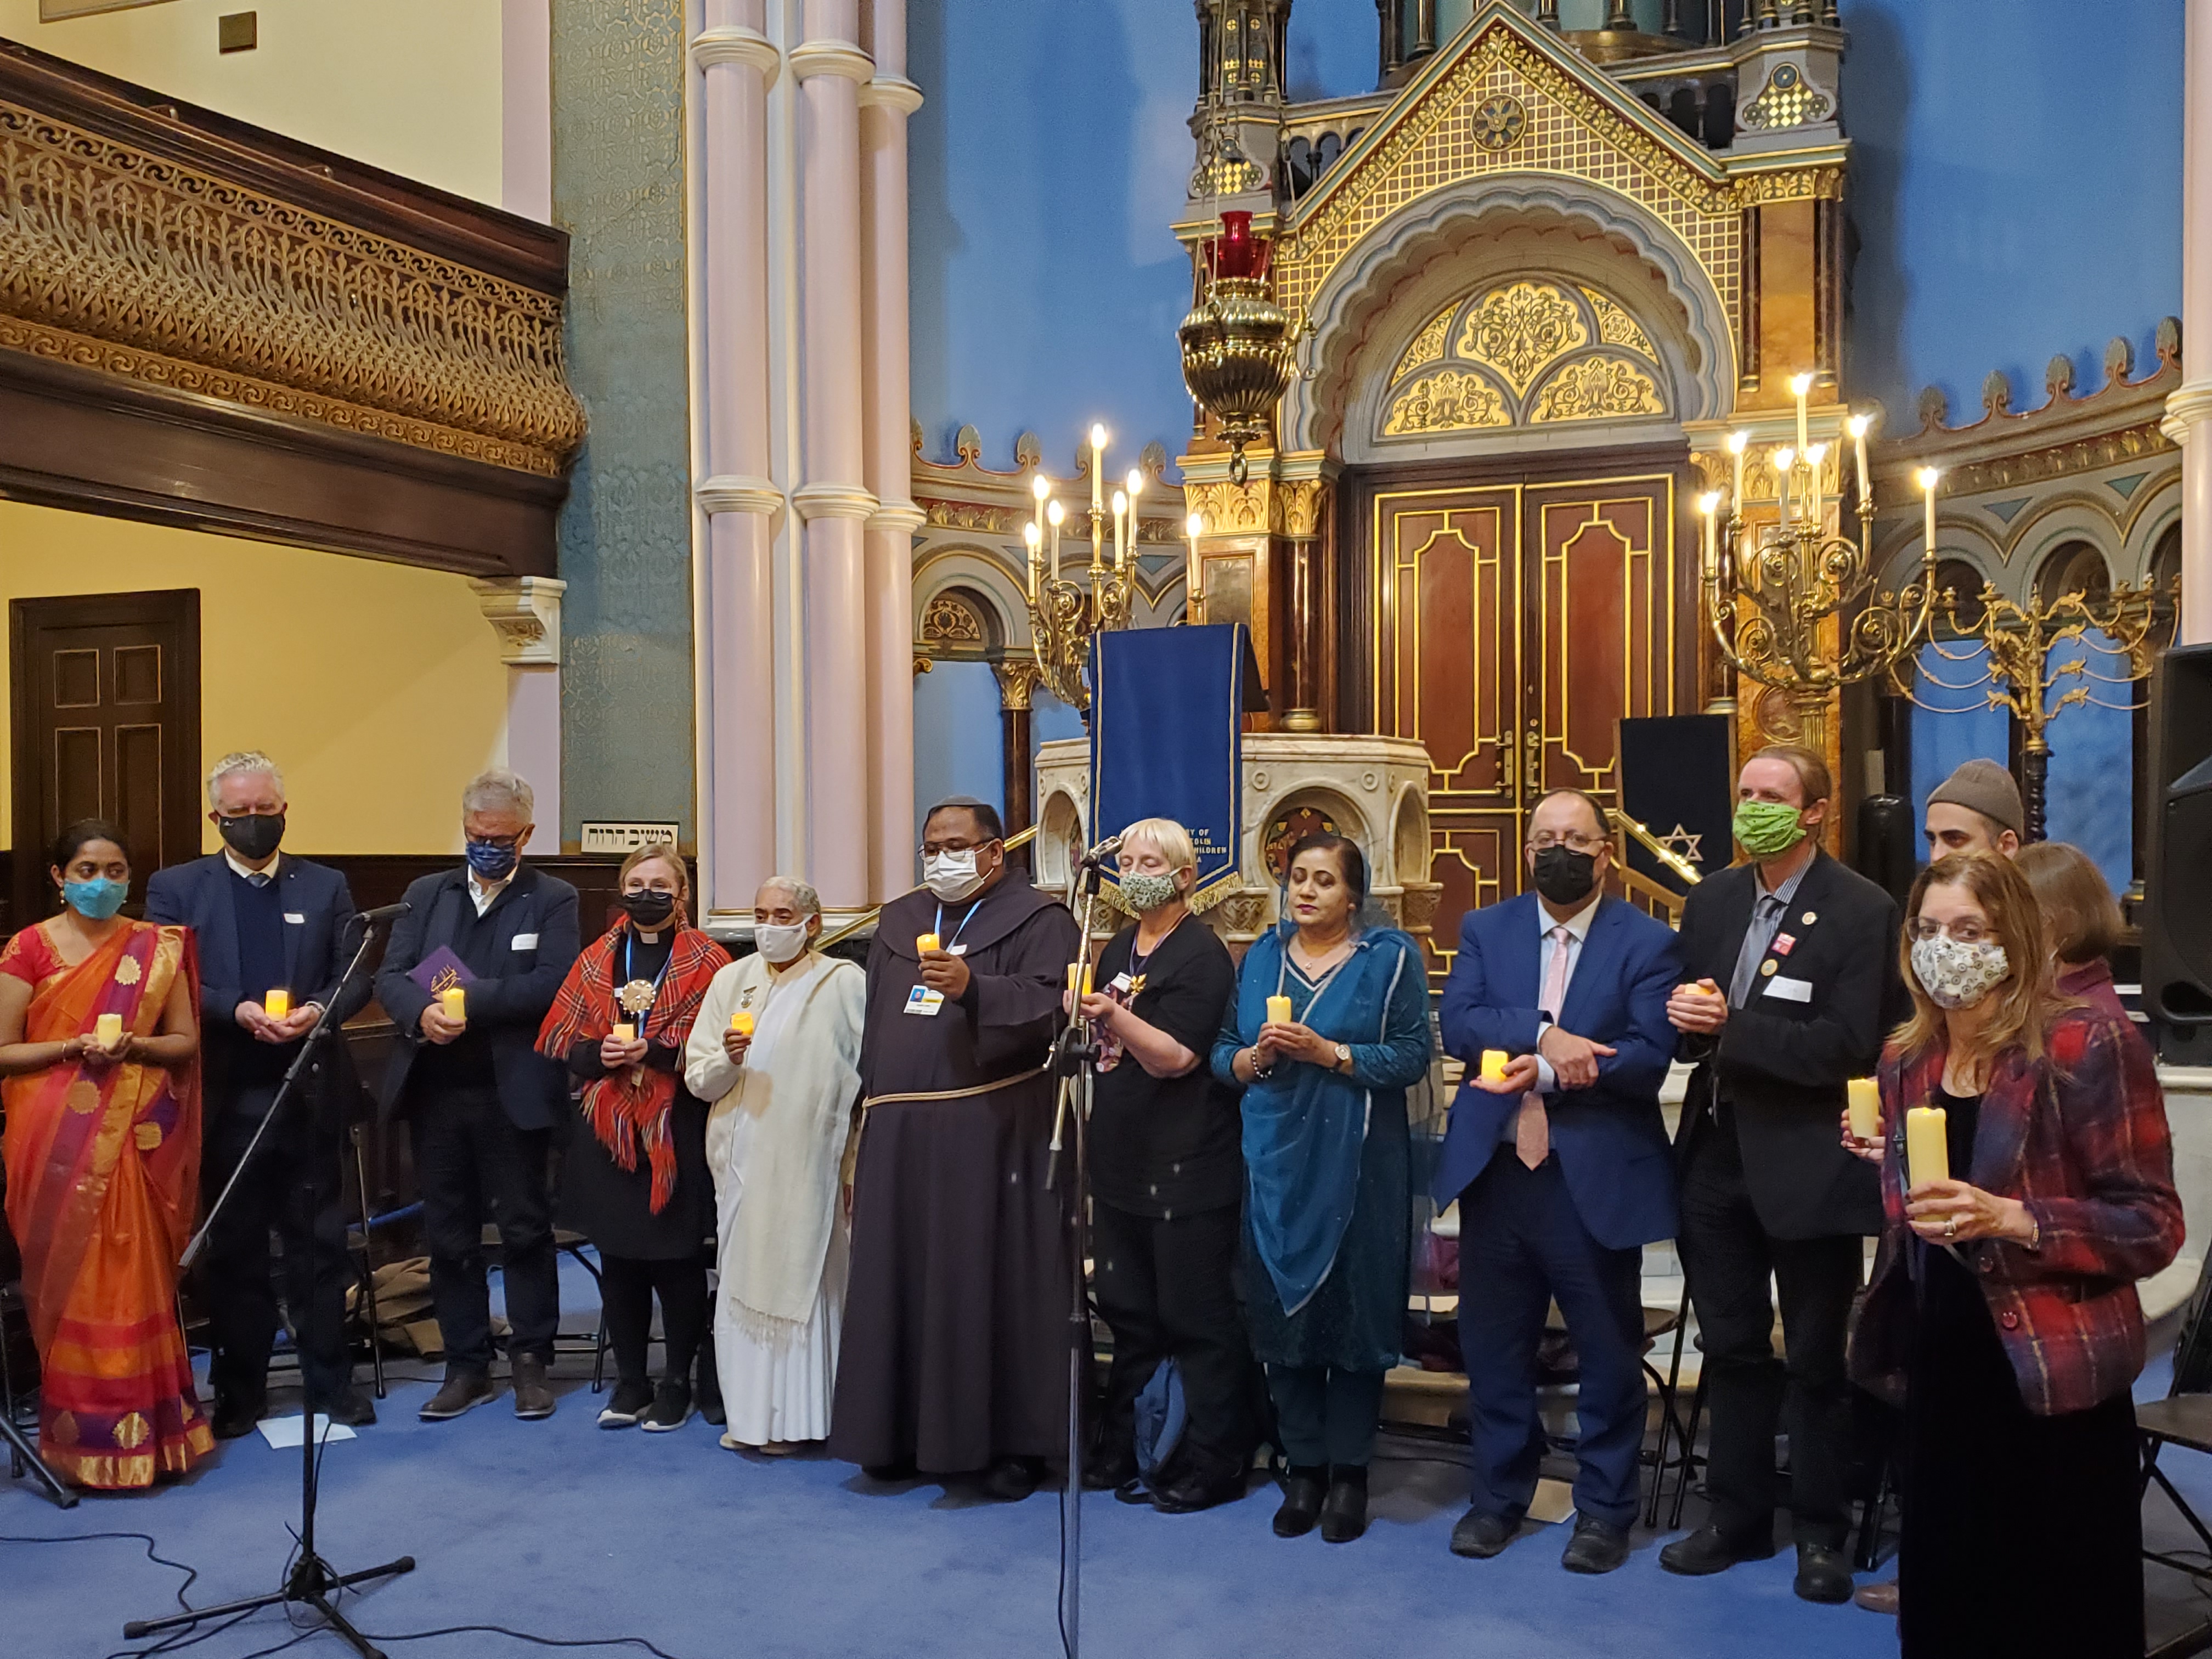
[[1900, 576, 2175, 842], [1699, 381, 1939, 758], [1022, 425, 1144, 715]]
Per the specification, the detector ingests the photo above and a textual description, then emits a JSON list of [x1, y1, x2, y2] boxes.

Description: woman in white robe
[[682, 877, 865, 1451]]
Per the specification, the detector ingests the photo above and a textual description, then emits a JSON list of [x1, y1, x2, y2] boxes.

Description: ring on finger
[[1943, 1216, 1957, 1240]]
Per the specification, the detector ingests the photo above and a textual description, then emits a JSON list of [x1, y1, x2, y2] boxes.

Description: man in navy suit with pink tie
[[1433, 787, 1681, 1573]]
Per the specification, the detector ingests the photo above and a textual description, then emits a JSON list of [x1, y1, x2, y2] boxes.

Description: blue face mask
[[465, 838, 520, 881], [63, 876, 128, 921]]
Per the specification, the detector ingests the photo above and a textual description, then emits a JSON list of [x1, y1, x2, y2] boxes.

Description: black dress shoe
[[1272, 1465, 1328, 1537], [980, 1455, 1043, 1502], [1449, 1508, 1518, 1559], [1082, 1447, 1138, 1492], [1561, 1516, 1632, 1575], [694, 1345, 724, 1427], [862, 1458, 917, 1482], [1795, 1544, 1854, 1604], [1150, 1463, 1248, 1514], [1658, 1523, 1776, 1576], [211, 1395, 266, 1441], [318, 1386, 377, 1429], [1318, 1465, 1368, 1543]]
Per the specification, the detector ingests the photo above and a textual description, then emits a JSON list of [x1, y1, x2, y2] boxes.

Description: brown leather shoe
[[1854, 1579, 1899, 1615], [418, 1365, 493, 1421], [511, 1352, 556, 1420]]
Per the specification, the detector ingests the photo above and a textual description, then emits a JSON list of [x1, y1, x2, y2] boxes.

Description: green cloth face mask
[[1734, 798, 1807, 857]]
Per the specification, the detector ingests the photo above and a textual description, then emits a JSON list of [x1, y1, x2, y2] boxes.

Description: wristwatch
[[1333, 1042, 1353, 1074]]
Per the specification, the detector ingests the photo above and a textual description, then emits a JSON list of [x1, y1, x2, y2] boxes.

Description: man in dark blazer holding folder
[[374, 767, 578, 1423], [147, 752, 375, 1436], [1659, 744, 1899, 1603], [1435, 788, 1681, 1575]]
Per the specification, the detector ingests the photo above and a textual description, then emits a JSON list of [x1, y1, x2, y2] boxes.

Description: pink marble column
[[860, 0, 924, 902], [692, 2, 781, 915], [791, 3, 877, 912], [2174, 0, 2212, 644]]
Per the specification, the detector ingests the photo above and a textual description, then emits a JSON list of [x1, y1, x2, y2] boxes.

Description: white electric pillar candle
[[1917, 466, 1941, 557], [1110, 489, 1128, 575], [1727, 429, 1749, 506], [1089, 423, 1107, 571], [1122, 469, 1143, 574], [1791, 371, 1813, 454], [1047, 497, 1065, 575], [1186, 510, 1205, 614], [1774, 447, 1796, 523], [1697, 490, 1720, 577], [1848, 412, 1872, 510], [1023, 521, 1041, 603], [1031, 471, 1049, 545]]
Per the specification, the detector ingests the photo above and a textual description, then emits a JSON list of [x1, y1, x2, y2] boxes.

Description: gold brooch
[[114, 957, 142, 986], [616, 979, 658, 1015]]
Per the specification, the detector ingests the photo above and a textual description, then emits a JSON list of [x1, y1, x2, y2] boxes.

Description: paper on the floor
[[256, 1414, 357, 1449], [1526, 1478, 1576, 1526]]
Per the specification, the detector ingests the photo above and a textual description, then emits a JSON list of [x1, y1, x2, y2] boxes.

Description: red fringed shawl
[[535, 922, 728, 1212]]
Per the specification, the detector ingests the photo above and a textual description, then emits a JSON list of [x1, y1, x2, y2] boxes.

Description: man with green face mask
[[1659, 744, 1903, 1604]]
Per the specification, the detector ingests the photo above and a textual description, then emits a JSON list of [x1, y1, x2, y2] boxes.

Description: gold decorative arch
[[1379, 279, 1667, 439]]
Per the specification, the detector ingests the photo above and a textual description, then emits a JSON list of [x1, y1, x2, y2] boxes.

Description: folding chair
[[484, 1224, 611, 1392], [2140, 1253, 2212, 1579]]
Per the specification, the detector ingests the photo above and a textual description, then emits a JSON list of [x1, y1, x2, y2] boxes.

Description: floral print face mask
[[1909, 935, 2010, 1011]]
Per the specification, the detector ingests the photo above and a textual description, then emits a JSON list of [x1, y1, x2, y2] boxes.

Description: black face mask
[[622, 890, 676, 930], [218, 812, 286, 863], [1531, 845, 1598, 906]]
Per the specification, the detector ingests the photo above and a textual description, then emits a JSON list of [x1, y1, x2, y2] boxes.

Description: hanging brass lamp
[[1178, 211, 1302, 485]]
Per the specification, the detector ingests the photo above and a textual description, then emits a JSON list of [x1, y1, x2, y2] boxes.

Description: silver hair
[[461, 766, 534, 821], [206, 750, 284, 808], [757, 874, 822, 917]]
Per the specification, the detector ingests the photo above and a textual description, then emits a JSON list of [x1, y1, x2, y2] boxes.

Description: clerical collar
[[636, 930, 662, 945]]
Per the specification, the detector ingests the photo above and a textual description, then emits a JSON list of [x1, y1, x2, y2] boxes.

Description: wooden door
[[1370, 473, 1680, 980], [9, 591, 201, 925]]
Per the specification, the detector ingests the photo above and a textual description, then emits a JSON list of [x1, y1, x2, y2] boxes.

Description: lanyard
[[933, 898, 984, 955]]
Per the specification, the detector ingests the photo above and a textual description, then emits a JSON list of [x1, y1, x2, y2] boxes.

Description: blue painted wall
[[1839, 0, 2183, 422], [2042, 631, 2136, 896], [911, 662, 1007, 849]]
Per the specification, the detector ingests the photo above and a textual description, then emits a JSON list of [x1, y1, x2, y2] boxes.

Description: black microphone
[[353, 901, 412, 925]]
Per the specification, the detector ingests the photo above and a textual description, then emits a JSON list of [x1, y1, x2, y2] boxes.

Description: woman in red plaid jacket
[[1844, 850, 2182, 1658]]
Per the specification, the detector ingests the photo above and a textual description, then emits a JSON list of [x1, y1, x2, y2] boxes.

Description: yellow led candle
[[1847, 1077, 1881, 1143], [730, 1009, 755, 1036], [1480, 1049, 1509, 1084], [1265, 995, 1293, 1025], [612, 1022, 636, 1045], [916, 933, 940, 955], [95, 1012, 123, 1047], [441, 985, 467, 1023], [1905, 1105, 1949, 1190], [264, 988, 291, 1021], [1068, 962, 1092, 997]]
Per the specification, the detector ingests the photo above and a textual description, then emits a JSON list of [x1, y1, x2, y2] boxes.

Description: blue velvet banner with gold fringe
[[1088, 624, 1250, 911]]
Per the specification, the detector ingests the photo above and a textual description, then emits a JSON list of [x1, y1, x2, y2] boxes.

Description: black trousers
[[409, 1087, 560, 1369], [200, 1085, 353, 1406], [1677, 1114, 1863, 1549], [1091, 1198, 1252, 1479], [600, 1254, 709, 1387], [1266, 1366, 1386, 1469]]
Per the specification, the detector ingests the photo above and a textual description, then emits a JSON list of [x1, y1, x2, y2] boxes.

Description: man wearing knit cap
[[1924, 758, 2023, 859]]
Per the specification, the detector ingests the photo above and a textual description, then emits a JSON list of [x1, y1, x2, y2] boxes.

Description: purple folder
[[407, 946, 478, 997]]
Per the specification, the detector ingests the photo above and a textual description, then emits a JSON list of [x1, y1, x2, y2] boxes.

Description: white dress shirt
[[467, 867, 515, 916]]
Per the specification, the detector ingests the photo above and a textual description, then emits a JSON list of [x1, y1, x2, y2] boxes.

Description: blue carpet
[[7, 1257, 2212, 1658]]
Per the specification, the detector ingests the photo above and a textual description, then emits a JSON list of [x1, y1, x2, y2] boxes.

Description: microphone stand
[[125, 908, 414, 1659], [1045, 840, 1113, 1659]]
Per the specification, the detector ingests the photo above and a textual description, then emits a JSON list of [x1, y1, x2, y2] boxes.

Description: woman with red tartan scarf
[[537, 844, 728, 1432]]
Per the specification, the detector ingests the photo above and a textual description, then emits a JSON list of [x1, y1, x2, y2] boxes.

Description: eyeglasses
[[1527, 831, 1607, 853], [1909, 917, 1992, 945], [468, 832, 525, 851], [918, 838, 997, 857]]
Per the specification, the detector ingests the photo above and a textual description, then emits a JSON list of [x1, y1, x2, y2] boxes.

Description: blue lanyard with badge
[[904, 900, 978, 1017]]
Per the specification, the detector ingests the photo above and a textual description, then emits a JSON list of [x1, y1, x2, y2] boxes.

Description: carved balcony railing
[[0, 39, 585, 575]]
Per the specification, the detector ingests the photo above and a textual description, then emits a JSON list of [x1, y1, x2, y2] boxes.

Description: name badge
[[947, 944, 967, 957], [904, 984, 945, 1017], [1109, 972, 1136, 994], [512, 933, 539, 950], [1764, 974, 1815, 1004], [284, 912, 306, 925]]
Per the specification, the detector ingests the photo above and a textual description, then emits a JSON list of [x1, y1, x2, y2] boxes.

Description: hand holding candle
[[1479, 1049, 1509, 1084], [1265, 994, 1294, 1025], [94, 1012, 124, 1051], [730, 1009, 754, 1036], [1905, 1105, 1949, 1190], [916, 932, 940, 955], [1069, 962, 1093, 998], [264, 988, 291, 1022], [612, 1022, 636, 1045], [441, 985, 467, 1025], [1846, 1076, 1881, 1143]]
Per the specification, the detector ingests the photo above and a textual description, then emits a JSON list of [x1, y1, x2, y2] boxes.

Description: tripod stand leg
[[0, 1412, 76, 1509]]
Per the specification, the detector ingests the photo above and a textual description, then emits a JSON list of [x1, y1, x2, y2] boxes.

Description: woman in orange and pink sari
[[0, 820, 211, 1489]]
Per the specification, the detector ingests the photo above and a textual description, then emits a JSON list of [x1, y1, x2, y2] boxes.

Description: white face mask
[[922, 848, 985, 902], [754, 919, 812, 964]]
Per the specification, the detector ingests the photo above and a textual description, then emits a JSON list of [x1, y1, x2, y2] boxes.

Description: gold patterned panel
[[1392, 303, 1455, 379], [1529, 354, 1665, 423], [1738, 62, 1834, 132], [0, 99, 585, 476], [1458, 281, 1590, 393], [1277, 22, 1747, 352], [1581, 287, 1656, 358], [1382, 367, 1510, 436]]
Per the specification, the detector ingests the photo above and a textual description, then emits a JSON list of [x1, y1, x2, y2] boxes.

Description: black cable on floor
[[349, 1624, 691, 1657], [0, 1530, 201, 1611]]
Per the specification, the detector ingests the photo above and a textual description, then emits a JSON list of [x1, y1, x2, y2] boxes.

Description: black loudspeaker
[[1855, 794, 1916, 907], [2141, 644, 2212, 1064]]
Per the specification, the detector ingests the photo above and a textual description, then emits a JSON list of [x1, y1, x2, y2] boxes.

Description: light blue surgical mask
[[63, 876, 128, 921]]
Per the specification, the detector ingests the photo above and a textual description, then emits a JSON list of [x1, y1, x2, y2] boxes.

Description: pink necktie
[[1516, 924, 1572, 1170]]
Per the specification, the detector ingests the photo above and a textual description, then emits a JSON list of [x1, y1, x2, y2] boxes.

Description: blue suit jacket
[[145, 851, 370, 1105], [1433, 892, 1681, 1250], [371, 864, 579, 1131]]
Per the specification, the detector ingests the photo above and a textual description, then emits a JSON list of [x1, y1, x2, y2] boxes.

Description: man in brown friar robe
[[830, 797, 1082, 1500]]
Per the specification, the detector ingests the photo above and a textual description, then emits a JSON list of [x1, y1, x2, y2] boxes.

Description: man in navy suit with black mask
[[374, 767, 578, 1424], [1434, 787, 1681, 1574], [147, 751, 375, 1436]]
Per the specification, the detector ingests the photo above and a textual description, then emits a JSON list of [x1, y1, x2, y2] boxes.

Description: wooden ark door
[[9, 591, 201, 926], [1369, 471, 1682, 981]]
